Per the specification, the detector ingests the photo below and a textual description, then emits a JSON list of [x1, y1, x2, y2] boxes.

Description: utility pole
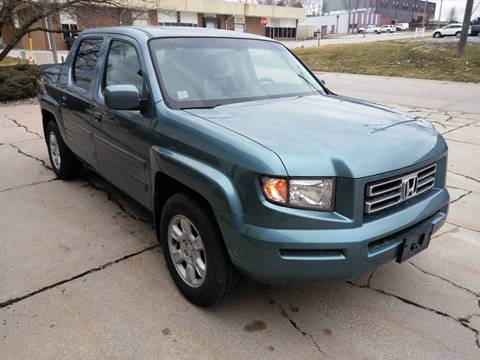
[[437, 0, 443, 27], [422, 0, 428, 28], [44, 14, 58, 64], [457, 0, 474, 58]]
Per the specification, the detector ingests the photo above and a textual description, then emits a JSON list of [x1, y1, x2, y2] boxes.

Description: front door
[[92, 38, 152, 208], [61, 37, 103, 167]]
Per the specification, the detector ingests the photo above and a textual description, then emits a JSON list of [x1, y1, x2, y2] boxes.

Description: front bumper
[[218, 188, 449, 284]]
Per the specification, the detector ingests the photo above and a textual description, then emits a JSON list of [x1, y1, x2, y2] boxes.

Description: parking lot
[[1, 74, 479, 359]]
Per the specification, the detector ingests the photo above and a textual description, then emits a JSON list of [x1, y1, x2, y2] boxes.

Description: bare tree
[[0, 0, 120, 61], [447, 6, 457, 23], [457, 0, 474, 58]]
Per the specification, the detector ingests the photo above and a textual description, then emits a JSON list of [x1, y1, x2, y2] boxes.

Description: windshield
[[149, 37, 324, 109]]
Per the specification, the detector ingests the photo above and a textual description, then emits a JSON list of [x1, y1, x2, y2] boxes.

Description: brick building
[[1, 0, 305, 52]]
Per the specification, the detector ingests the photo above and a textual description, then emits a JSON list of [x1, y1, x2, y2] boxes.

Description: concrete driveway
[[1, 75, 479, 359]]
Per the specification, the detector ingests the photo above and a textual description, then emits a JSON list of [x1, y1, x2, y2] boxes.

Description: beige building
[[1, 0, 305, 52]]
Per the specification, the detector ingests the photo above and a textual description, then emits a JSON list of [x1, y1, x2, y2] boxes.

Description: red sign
[[260, 17, 268, 28]]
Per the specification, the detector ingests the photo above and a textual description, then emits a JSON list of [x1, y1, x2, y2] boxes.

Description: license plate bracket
[[396, 223, 433, 263]]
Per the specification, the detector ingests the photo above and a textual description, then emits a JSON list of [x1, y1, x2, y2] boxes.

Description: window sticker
[[177, 90, 189, 99]]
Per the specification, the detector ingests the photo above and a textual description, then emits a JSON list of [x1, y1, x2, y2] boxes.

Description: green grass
[[293, 40, 480, 83]]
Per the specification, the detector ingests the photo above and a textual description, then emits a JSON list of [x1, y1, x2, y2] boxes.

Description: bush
[[0, 64, 40, 102]]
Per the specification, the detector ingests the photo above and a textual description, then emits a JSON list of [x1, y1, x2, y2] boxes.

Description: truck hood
[[185, 95, 447, 178]]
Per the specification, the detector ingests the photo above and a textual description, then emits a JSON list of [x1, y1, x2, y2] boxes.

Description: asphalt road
[[1, 75, 479, 359]]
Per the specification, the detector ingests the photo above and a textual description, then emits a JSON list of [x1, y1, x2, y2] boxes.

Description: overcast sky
[[435, 0, 480, 22]]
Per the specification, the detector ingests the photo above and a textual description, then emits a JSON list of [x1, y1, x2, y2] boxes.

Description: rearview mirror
[[104, 84, 140, 110]]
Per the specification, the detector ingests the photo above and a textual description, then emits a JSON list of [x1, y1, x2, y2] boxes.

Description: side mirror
[[104, 84, 140, 110]]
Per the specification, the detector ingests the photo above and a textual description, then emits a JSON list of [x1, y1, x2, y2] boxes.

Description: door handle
[[93, 111, 103, 123]]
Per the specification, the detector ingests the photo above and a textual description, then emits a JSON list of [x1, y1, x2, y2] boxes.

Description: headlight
[[261, 177, 335, 211]]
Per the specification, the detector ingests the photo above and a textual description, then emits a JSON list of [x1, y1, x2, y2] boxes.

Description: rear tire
[[455, 32, 461, 38], [160, 193, 242, 307], [46, 121, 83, 179]]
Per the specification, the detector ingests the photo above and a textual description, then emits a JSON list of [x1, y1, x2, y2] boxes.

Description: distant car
[[395, 23, 409, 31], [381, 25, 396, 33], [433, 24, 472, 38], [471, 25, 480, 36], [359, 25, 381, 34]]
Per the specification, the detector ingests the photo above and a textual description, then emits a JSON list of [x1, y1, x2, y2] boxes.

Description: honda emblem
[[402, 175, 418, 200]]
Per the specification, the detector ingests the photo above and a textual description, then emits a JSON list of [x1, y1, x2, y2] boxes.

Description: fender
[[150, 145, 244, 227]]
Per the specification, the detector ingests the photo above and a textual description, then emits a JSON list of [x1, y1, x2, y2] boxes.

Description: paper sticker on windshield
[[177, 90, 189, 99]]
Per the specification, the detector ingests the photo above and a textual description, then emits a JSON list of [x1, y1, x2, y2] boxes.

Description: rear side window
[[73, 39, 103, 89]]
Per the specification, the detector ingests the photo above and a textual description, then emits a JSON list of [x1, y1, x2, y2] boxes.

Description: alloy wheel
[[49, 131, 61, 170], [167, 215, 207, 288]]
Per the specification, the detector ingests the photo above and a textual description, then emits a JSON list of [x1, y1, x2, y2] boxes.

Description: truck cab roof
[[79, 26, 274, 42]]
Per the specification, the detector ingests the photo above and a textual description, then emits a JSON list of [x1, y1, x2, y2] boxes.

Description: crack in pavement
[[346, 281, 480, 350], [441, 122, 476, 136], [0, 244, 159, 309], [3, 114, 43, 138], [448, 170, 480, 184], [450, 191, 473, 204], [84, 175, 150, 224], [445, 138, 480, 146], [9, 141, 149, 225], [446, 221, 480, 234], [8, 143, 51, 170], [408, 262, 480, 301], [0, 178, 58, 193], [262, 289, 330, 358]]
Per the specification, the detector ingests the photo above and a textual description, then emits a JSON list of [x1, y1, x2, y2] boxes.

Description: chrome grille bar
[[365, 164, 437, 214]]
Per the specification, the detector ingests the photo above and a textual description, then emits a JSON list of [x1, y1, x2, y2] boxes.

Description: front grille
[[365, 163, 437, 214]]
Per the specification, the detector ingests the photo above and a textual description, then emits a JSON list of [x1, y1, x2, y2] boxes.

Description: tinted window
[[104, 41, 143, 91], [73, 39, 103, 88]]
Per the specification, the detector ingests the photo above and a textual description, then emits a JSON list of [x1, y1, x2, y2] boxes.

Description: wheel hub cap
[[167, 215, 207, 288]]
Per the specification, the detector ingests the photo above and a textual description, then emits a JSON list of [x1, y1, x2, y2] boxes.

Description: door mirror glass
[[104, 84, 140, 110]]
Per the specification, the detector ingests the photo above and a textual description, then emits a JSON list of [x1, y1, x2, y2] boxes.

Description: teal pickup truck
[[37, 27, 449, 306]]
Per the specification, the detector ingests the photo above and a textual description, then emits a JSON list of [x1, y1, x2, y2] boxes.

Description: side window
[[73, 39, 103, 89], [104, 41, 143, 92]]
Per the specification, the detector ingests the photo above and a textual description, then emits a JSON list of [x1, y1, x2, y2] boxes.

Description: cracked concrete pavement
[[1, 74, 479, 359]]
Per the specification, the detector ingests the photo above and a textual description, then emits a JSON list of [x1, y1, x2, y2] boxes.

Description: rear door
[[92, 37, 153, 208], [61, 37, 104, 167]]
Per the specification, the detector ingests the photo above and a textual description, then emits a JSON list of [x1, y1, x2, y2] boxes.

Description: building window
[[133, 11, 149, 26], [158, 10, 177, 26], [60, 12, 78, 40]]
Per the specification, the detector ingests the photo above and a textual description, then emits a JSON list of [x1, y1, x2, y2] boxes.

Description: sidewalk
[[318, 72, 480, 114]]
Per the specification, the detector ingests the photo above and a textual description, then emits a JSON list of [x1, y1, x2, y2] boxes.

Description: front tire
[[455, 32, 461, 38], [433, 32, 442, 38], [46, 121, 83, 179], [160, 193, 242, 306]]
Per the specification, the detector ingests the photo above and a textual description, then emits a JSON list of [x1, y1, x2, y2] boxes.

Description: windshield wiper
[[296, 73, 323, 94], [180, 104, 223, 110]]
